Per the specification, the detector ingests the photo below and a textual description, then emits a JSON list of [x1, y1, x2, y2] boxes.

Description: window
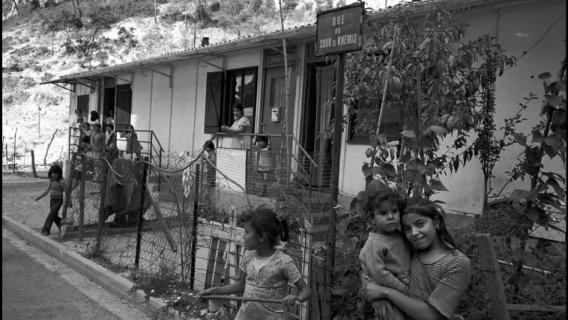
[[204, 68, 258, 134], [348, 99, 403, 144], [77, 94, 89, 116]]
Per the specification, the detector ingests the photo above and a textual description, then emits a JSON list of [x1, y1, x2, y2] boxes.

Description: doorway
[[301, 63, 335, 188], [115, 84, 132, 130]]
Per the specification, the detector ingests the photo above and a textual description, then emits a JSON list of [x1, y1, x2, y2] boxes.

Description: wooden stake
[[44, 129, 58, 166], [13, 128, 17, 173], [79, 156, 86, 241], [476, 233, 511, 320], [31, 150, 38, 178]]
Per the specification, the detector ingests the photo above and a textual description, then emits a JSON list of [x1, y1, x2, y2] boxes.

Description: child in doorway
[[254, 136, 273, 196], [90, 123, 106, 182], [36, 164, 67, 236], [201, 140, 217, 214], [105, 124, 118, 163], [359, 188, 410, 320], [198, 207, 311, 320]]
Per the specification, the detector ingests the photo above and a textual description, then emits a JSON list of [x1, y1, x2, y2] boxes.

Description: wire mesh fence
[[62, 135, 338, 319], [60, 131, 565, 320]]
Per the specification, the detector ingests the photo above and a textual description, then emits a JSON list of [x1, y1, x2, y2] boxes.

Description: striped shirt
[[408, 250, 471, 319]]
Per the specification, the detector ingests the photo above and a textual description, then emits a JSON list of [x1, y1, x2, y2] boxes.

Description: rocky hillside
[[2, 0, 388, 170]]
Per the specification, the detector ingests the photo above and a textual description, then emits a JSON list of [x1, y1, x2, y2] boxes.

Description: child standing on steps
[[359, 188, 410, 320], [198, 207, 311, 320], [36, 164, 67, 236]]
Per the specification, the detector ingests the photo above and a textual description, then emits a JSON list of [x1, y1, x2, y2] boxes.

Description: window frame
[[203, 67, 258, 134], [224, 67, 258, 129], [347, 99, 403, 145]]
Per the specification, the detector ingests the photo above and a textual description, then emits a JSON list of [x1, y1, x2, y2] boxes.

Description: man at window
[[220, 104, 251, 149]]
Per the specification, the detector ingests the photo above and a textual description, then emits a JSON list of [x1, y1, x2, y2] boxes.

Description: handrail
[[214, 132, 318, 169], [288, 134, 318, 169], [290, 153, 311, 180]]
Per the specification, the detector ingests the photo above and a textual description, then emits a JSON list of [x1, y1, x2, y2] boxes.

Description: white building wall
[[131, 71, 152, 135], [491, 0, 565, 196], [170, 62, 200, 153], [149, 67, 173, 151]]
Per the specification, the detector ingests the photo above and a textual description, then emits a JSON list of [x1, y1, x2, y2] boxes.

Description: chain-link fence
[[62, 132, 339, 319], [61, 131, 565, 320]]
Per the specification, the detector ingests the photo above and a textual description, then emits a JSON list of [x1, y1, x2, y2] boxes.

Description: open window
[[204, 68, 258, 134]]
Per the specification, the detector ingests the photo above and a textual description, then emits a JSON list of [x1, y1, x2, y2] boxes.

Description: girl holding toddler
[[364, 198, 471, 320]]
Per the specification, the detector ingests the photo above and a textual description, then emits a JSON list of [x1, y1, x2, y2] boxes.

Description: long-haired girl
[[198, 207, 311, 320], [36, 164, 67, 236], [364, 198, 471, 320]]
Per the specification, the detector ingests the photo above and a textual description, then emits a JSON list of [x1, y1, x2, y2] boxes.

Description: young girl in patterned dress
[[198, 207, 311, 320], [364, 198, 471, 320], [359, 189, 410, 320]]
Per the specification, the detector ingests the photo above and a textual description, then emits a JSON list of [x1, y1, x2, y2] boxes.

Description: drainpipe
[[148, 71, 154, 131], [191, 64, 200, 154], [167, 65, 175, 152]]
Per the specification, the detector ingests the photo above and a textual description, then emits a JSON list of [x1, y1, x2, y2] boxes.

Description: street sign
[[315, 3, 364, 56]]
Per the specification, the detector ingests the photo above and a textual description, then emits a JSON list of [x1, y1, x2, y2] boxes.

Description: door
[[103, 87, 115, 130], [260, 67, 296, 154], [313, 65, 334, 187], [301, 64, 335, 188], [115, 84, 132, 130]]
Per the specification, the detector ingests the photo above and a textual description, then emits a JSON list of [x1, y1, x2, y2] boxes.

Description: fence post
[[13, 128, 17, 173], [190, 163, 200, 290], [476, 233, 511, 320], [31, 150, 38, 178], [179, 196, 186, 284], [61, 161, 74, 220], [79, 155, 86, 241], [135, 162, 149, 269], [95, 158, 109, 253]]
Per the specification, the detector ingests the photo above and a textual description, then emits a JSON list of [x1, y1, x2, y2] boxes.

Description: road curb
[[2, 215, 171, 317]]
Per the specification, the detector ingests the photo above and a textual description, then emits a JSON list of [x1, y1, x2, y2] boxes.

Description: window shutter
[[204, 72, 223, 134], [115, 84, 132, 130], [77, 95, 90, 115]]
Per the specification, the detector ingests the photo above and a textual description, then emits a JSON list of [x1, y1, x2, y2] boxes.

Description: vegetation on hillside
[[1, 0, 322, 168]]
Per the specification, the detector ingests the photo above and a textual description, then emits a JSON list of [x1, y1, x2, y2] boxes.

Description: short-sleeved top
[[49, 179, 66, 199], [359, 232, 410, 291], [408, 250, 471, 319], [235, 249, 302, 320], [224, 116, 251, 149]]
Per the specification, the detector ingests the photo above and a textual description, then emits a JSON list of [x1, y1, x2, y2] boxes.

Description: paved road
[[2, 229, 151, 320]]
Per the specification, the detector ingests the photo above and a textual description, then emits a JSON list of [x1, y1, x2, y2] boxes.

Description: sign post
[[315, 2, 363, 317]]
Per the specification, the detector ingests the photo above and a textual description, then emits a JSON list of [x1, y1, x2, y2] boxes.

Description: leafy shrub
[[2, 36, 14, 53], [20, 77, 37, 89], [2, 91, 30, 106], [40, 72, 54, 83], [2, 64, 24, 73]]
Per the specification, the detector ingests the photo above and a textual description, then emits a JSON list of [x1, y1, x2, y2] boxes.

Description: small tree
[[345, 6, 515, 199], [501, 63, 566, 298]]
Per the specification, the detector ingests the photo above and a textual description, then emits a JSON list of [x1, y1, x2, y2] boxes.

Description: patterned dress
[[234, 250, 302, 320]]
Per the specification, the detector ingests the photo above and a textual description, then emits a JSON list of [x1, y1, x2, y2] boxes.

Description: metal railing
[[212, 132, 329, 217]]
